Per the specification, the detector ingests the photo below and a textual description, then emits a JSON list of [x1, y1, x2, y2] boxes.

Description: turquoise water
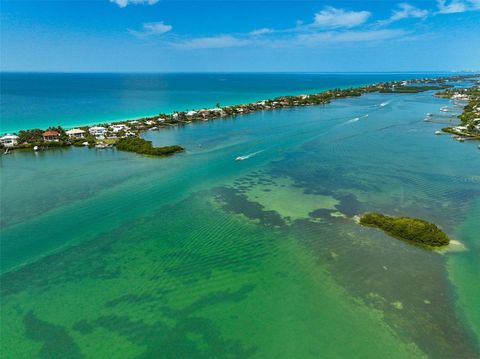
[[0, 72, 454, 133], [1, 85, 480, 358]]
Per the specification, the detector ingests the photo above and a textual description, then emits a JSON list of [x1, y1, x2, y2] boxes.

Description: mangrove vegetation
[[115, 137, 184, 156], [359, 212, 450, 248]]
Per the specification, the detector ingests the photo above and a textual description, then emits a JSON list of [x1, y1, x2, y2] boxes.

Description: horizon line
[[2, 70, 479, 75]]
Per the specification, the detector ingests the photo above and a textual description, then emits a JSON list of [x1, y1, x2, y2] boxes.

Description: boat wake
[[235, 150, 264, 161], [344, 114, 369, 125], [346, 117, 360, 124], [379, 101, 391, 107]]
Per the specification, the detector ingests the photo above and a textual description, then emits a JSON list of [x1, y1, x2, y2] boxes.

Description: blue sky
[[1, 0, 479, 72]]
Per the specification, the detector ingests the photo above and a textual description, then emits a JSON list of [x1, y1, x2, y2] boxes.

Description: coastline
[[2, 74, 478, 155], [0, 81, 379, 134]]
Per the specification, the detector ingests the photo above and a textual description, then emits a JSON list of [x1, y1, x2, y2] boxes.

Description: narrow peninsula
[[359, 213, 450, 248], [1, 74, 478, 156]]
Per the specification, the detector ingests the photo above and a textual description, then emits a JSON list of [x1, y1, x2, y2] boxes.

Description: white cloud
[[468, 0, 480, 9], [249, 28, 274, 36], [313, 7, 371, 29], [143, 22, 172, 34], [172, 35, 252, 49], [437, 0, 480, 12], [170, 28, 406, 50], [129, 21, 172, 37], [127, 5, 422, 50], [437, 0, 469, 13], [297, 29, 407, 45], [110, 0, 159, 8], [387, 3, 429, 23]]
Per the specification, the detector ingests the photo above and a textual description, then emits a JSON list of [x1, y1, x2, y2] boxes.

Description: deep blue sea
[[0, 72, 454, 133]]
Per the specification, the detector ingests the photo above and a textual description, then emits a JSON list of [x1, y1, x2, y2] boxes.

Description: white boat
[[96, 143, 112, 149], [435, 131, 442, 135], [440, 106, 449, 112], [426, 113, 432, 117], [235, 156, 247, 161], [33, 145, 39, 151]]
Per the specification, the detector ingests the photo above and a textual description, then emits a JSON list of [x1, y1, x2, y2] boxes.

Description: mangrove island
[[116, 138, 184, 156], [359, 212, 450, 248]]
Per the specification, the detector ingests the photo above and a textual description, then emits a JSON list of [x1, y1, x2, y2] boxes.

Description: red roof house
[[43, 130, 60, 142]]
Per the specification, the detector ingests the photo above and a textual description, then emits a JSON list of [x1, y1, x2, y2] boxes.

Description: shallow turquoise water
[[1, 89, 479, 358]]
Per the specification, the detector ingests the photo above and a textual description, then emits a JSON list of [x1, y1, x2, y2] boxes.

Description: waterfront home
[[0, 134, 19, 147], [89, 126, 107, 139], [453, 126, 468, 133], [110, 124, 130, 133], [452, 93, 470, 101], [43, 130, 60, 142], [186, 111, 197, 117], [66, 128, 85, 139]]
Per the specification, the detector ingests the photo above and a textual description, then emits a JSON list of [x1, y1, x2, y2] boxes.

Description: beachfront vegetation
[[379, 85, 451, 93], [359, 212, 450, 247], [116, 137, 184, 156]]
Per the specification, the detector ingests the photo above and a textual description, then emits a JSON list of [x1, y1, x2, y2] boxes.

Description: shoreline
[[435, 85, 480, 140], [1, 74, 478, 155], [0, 82, 378, 134]]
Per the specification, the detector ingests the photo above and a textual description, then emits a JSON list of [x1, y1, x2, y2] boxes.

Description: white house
[[110, 124, 130, 133], [125, 131, 137, 138], [66, 128, 85, 139], [0, 134, 19, 147], [89, 126, 107, 139]]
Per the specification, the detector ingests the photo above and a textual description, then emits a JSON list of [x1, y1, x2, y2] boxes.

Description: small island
[[115, 137, 184, 156], [359, 212, 450, 248]]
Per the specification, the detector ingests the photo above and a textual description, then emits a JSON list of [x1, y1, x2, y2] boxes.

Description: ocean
[[1, 74, 479, 358]]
